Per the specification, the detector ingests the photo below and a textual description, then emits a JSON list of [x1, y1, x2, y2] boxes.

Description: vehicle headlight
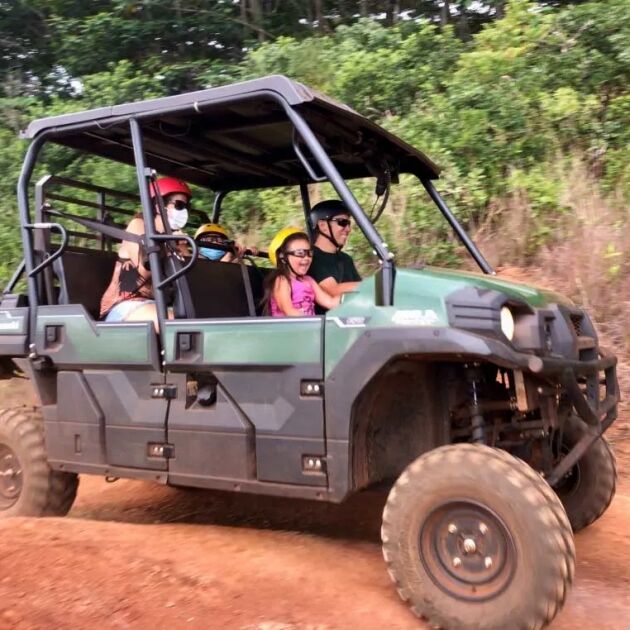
[[500, 306, 515, 341]]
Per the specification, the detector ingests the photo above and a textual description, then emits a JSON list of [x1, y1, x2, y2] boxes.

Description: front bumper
[[477, 337, 619, 487], [446, 290, 619, 429], [544, 347, 618, 486], [482, 339, 618, 426]]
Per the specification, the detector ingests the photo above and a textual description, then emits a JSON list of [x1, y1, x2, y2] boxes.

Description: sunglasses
[[169, 199, 189, 211], [330, 217, 351, 228], [285, 248, 314, 258], [198, 234, 230, 245]]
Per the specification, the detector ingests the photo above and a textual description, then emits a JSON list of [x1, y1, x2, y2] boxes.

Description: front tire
[[554, 415, 616, 532], [382, 444, 574, 630], [0, 407, 78, 518]]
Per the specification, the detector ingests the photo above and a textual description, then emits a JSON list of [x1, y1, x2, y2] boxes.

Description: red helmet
[[150, 177, 192, 199]]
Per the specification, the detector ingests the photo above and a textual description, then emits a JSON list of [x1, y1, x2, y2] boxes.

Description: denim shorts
[[104, 299, 155, 322]]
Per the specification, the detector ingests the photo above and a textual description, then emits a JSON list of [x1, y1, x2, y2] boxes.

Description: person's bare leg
[[124, 304, 160, 332]]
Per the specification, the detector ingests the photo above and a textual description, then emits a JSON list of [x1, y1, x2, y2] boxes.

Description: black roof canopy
[[23, 75, 440, 191]]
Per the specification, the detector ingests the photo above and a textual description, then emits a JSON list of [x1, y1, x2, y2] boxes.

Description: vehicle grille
[[569, 313, 584, 337]]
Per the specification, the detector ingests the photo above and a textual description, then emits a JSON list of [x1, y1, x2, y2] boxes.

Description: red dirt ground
[[1, 383, 629, 630]]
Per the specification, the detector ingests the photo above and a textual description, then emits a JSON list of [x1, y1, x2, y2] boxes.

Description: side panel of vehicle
[[162, 371, 256, 482], [323, 280, 520, 501], [0, 305, 29, 357], [163, 317, 327, 488], [29, 305, 169, 472], [44, 368, 169, 471], [33, 305, 160, 369]]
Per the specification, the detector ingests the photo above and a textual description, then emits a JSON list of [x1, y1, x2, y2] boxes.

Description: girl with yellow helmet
[[262, 227, 339, 317]]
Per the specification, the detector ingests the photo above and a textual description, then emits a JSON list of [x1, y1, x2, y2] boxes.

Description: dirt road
[[1, 376, 629, 630], [1, 459, 630, 629]]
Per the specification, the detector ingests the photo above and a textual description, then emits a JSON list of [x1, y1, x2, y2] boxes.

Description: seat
[[53, 247, 195, 320], [246, 264, 270, 315], [164, 254, 196, 319], [185, 258, 255, 318], [53, 247, 118, 319], [50, 247, 271, 321]]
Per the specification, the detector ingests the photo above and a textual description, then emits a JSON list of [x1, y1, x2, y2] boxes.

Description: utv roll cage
[[2, 75, 621, 630], [15, 75, 492, 340]]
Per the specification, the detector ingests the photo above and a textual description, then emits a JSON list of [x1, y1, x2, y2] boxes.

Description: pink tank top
[[270, 276, 316, 317]]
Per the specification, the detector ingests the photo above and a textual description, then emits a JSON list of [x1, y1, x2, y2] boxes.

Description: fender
[[323, 326, 543, 502]]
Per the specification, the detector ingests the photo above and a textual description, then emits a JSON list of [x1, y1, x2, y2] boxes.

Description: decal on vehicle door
[[0, 311, 23, 332], [329, 316, 370, 328], [391, 309, 440, 326]]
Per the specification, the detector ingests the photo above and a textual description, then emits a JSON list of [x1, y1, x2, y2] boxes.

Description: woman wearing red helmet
[[99, 176, 192, 330]]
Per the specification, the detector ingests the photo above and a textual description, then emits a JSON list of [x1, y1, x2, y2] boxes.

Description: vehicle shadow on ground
[[71, 478, 388, 544]]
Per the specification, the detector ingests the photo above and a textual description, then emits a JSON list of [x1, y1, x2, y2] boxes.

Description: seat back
[[164, 254, 196, 319], [246, 264, 270, 315], [52, 247, 272, 320], [185, 258, 252, 318], [55, 247, 118, 319]]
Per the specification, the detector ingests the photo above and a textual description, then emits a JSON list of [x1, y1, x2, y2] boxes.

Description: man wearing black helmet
[[308, 200, 361, 313]]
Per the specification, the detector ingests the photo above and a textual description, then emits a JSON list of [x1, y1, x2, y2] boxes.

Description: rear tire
[[381, 444, 574, 630], [0, 407, 78, 518], [554, 415, 616, 532]]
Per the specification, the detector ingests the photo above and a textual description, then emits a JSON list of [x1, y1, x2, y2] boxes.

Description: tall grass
[[479, 160, 630, 395]]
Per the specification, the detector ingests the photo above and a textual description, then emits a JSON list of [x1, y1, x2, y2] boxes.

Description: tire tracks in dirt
[[1, 477, 629, 629]]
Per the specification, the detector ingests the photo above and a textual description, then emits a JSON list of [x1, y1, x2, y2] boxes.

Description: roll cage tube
[[3, 259, 25, 294], [282, 105, 395, 305], [211, 191, 228, 223], [129, 117, 170, 329], [203, 100, 394, 304], [17, 132, 49, 340], [420, 177, 494, 275], [299, 182, 313, 241], [18, 89, 397, 311]]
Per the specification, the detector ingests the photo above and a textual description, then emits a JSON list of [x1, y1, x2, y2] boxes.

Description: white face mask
[[167, 207, 188, 230]]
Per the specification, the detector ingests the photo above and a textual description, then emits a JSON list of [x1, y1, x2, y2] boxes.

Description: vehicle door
[[31, 239, 169, 476], [162, 312, 327, 489]]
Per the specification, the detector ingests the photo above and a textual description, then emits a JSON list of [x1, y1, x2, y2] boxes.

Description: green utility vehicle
[[0, 76, 618, 629]]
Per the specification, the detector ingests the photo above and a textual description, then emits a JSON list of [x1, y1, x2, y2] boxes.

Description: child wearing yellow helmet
[[194, 223, 235, 262], [262, 227, 339, 317], [194, 223, 258, 262]]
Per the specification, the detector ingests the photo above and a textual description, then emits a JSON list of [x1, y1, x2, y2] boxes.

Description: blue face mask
[[199, 247, 225, 261]]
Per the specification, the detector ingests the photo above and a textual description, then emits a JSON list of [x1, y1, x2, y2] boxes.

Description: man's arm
[[318, 277, 360, 297], [311, 278, 340, 309]]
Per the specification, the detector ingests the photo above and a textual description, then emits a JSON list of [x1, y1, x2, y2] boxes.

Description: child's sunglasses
[[197, 234, 232, 246], [285, 248, 314, 258]]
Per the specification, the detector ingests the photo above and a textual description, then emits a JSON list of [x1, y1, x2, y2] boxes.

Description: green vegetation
[[0, 0, 628, 282]]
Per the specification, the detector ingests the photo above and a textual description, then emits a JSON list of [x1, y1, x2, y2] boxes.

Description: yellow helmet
[[268, 227, 306, 267], [194, 223, 230, 241]]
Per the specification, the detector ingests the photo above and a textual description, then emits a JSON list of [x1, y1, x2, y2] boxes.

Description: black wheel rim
[[554, 444, 582, 498], [419, 500, 516, 602], [555, 461, 581, 498], [0, 444, 23, 509]]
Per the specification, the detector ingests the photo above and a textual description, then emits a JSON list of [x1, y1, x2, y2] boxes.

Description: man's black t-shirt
[[309, 246, 361, 314]]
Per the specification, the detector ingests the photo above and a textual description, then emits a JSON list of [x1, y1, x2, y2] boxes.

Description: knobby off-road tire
[[381, 444, 575, 630], [0, 407, 78, 518], [555, 415, 616, 532]]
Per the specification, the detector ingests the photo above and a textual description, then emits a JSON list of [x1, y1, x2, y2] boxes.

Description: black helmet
[[309, 199, 349, 229]]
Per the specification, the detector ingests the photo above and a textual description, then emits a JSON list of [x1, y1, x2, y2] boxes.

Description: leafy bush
[[0, 0, 628, 285]]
